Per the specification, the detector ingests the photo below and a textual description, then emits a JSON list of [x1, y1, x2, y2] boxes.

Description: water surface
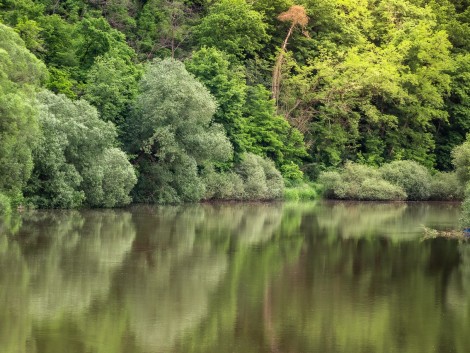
[[0, 201, 467, 353]]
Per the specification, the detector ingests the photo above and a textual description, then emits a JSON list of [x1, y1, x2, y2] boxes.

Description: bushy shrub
[[0, 193, 12, 216], [127, 59, 233, 204], [260, 157, 284, 199], [317, 171, 342, 198], [281, 162, 304, 186], [134, 153, 205, 204], [453, 138, 470, 185], [357, 178, 407, 201], [236, 153, 284, 200], [236, 153, 267, 199], [341, 162, 382, 182], [202, 167, 244, 200], [26, 91, 136, 208], [284, 184, 317, 201], [430, 172, 464, 201], [319, 162, 407, 201], [379, 160, 432, 200], [202, 155, 284, 201], [82, 148, 138, 207], [460, 184, 470, 228]]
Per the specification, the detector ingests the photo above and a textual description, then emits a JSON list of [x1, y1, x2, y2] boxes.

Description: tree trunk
[[272, 23, 295, 104]]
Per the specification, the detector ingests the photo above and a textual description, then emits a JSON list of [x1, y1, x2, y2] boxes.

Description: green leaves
[[186, 47, 307, 179], [127, 58, 233, 203], [26, 91, 136, 208], [84, 51, 141, 126], [280, 3, 453, 172], [2, 0, 470, 205], [0, 24, 46, 203], [194, 0, 270, 59]]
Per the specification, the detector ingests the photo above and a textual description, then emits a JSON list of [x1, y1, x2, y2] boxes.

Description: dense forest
[[1, 0, 470, 211]]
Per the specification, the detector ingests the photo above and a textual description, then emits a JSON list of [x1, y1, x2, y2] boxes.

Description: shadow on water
[[0, 201, 469, 353]]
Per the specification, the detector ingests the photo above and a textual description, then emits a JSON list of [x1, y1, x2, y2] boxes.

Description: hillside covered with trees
[[1, 0, 470, 211]]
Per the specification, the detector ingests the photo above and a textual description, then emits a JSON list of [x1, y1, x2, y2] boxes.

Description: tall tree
[[272, 5, 308, 103], [0, 24, 47, 205], [26, 91, 137, 208], [186, 47, 307, 177], [84, 50, 141, 126], [194, 0, 270, 60], [125, 58, 233, 203]]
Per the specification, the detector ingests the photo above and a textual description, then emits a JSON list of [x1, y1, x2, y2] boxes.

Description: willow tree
[[0, 24, 46, 208], [126, 58, 233, 204], [26, 91, 137, 208], [272, 5, 308, 103]]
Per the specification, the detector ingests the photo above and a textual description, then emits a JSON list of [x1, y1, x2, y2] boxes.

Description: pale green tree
[[126, 58, 233, 204], [0, 24, 46, 208], [26, 91, 136, 208]]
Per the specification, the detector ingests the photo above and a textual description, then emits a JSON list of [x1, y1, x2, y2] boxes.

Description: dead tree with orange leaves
[[272, 5, 308, 105]]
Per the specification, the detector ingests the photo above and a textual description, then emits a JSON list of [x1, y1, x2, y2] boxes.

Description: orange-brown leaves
[[277, 5, 308, 27]]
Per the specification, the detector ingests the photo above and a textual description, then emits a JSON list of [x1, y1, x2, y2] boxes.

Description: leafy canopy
[[0, 23, 46, 205], [126, 58, 233, 204]]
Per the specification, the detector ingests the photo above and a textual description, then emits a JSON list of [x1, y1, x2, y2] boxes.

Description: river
[[0, 201, 467, 353]]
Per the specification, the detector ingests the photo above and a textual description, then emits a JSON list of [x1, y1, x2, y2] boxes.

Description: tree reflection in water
[[0, 202, 469, 353]]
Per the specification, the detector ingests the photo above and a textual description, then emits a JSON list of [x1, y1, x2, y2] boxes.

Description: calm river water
[[0, 201, 468, 353]]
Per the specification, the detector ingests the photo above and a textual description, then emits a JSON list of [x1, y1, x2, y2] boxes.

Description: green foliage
[[194, 0, 270, 59], [75, 17, 134, 72], [379, 160, 432, 200], [452, 135, 470, 184], [37, 14, 78, 68], [89, 0, 138, 33], [319, 162, 407, 201], [26, 91, 136, 208], [242, 85, 308, 171], [45, 66, 77, 98], [81, 148, 137, 207], [437, 53, 470, 170], [127, 58, 233, 204], [320, 159, 464, 201], [282, 2, 453, 172], [84, 50, 141, 126], [0, 193, 12, 216], [430, 172, 464, 201], [186, 48, 308, 176], [281, 162, 304, 185], [0, 0, 45, 26], [2, 0, 470, 205], [283, 183, 318, 201], [15, 18, 43, 53], [0, 24, 46, 202], [460, 184, 470, 228], [202, 167, 245, 200], [202, 154, 286, 201], [185, 47, 248, 154], [236, 153, 284, 200], [133, 0, 195, 60]]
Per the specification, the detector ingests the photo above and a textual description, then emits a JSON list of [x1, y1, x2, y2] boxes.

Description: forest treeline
[[1, 0, 470, 211]]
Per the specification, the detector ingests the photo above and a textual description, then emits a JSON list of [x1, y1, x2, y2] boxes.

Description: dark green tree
[[186, 47, 307, 178], [84, 50, 141, 126], [193, 0, 270, 60]]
